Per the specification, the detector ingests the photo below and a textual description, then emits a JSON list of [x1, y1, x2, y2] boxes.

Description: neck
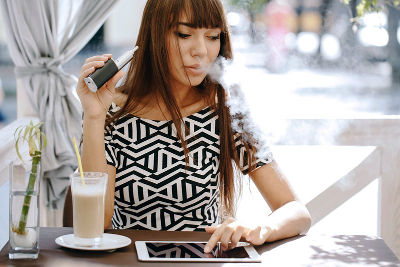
[[148, 83, 202, 114], [173, 86, 195, 108]]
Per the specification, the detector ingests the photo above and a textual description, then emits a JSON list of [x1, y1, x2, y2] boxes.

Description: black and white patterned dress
[[104, 103, 272, 231]]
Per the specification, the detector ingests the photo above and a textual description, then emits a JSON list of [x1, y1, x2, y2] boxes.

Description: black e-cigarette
[[84, 46, 139, 92]]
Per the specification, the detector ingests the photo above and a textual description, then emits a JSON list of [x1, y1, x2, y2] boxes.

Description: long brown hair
[[107, 0, 258, 219]]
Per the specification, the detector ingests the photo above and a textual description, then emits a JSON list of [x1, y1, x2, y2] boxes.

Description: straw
[[72, 137, 85, 186]]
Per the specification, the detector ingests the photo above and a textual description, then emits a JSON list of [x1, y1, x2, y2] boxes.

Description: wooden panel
[[274, 118, 400, 259], [306, 147, 380, 225]]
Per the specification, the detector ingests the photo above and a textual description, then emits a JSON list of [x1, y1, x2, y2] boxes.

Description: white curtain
[[0, 0, 119, 220]]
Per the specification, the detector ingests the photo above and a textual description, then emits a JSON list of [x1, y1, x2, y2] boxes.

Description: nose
[[191, 36, 207, 59]]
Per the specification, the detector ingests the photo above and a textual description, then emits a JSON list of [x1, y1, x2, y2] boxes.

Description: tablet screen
[[145, 242, 250, 259]]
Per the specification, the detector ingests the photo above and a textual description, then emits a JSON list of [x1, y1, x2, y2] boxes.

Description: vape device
[[84, 46, 139, 92]]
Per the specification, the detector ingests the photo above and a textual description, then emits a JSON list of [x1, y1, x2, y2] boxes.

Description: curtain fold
[[0, 0, 119, 214]]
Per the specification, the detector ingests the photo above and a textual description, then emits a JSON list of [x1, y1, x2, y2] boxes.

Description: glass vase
[[9, 159, 40, 259]]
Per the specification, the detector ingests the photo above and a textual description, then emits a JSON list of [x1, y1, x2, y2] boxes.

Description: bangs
[[170, 0, 225, 29]]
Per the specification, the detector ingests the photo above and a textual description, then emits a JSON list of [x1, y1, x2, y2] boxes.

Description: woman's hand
[[76, 54, 125, 120], [204, 218, 273, 253]]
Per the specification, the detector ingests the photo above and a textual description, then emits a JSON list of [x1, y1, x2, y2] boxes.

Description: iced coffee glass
[[70, 172, 108, 247]]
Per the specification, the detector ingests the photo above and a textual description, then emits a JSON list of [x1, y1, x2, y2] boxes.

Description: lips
[[185, 64, 206, 75], [187, 64, 201, 68]]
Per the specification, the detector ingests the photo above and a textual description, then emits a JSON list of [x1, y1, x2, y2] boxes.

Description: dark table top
[[1, 227, 399, 266]]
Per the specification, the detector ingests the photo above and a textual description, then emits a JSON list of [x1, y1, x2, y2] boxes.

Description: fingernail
[[204, 246, 210, 253]]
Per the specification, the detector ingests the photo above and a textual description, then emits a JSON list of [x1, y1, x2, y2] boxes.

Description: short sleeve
[[104, 103, 121, 168], [234, 132, 273, 175]]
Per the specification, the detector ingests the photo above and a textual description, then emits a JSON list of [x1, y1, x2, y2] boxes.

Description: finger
[[252, 226, 271, 245], [246, 226, 261, 243], [205, 225, 218, 234], [204, 228, 223, 253], [78, 67, 96, 85], [230, 226, 245, 249], [84, 55, 110, 64], [220, 226, 234, 250], [247, 226, 269, 245], [81, 60, 105, 72]]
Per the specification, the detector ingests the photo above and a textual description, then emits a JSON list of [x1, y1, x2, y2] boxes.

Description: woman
[[75, 0, 311, 253]]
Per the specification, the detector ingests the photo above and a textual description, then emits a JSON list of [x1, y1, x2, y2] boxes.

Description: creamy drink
[[72, 188, 104, 238], [70, 172, 107, 246]]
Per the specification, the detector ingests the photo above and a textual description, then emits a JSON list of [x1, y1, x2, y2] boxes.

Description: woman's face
[[167, 14, 221, 90]]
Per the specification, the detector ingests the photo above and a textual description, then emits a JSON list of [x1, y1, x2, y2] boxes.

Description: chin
[[188, 76, 207, 86], [175, 73, 207, 88]]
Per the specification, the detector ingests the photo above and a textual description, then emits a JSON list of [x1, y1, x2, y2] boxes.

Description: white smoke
[[209, 57, 277, 160], [208, 56, 353, 151]]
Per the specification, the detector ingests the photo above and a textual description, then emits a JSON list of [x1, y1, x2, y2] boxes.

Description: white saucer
[[55, 233, 131, 251]]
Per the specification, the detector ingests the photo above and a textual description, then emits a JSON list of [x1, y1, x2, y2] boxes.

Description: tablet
[[135, 241, 262, 262]]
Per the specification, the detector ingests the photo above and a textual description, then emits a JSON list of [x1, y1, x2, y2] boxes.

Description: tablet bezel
[[135, 241, 262, 262]]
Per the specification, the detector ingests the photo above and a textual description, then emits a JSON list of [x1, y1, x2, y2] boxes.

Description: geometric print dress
[[104, 103, 272, 231]]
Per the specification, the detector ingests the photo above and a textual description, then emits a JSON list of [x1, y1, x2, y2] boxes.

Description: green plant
[[342, 0, 400, 18], [229, 0, 269, 15], [12, 121, 47, 235]]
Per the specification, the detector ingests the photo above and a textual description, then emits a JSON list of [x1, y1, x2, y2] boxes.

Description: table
[[1, 228, 399, 266]]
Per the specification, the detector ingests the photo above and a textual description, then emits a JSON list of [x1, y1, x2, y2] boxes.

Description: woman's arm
[[80, 98, 119, 230], [73, 54, 124, 229], [248, 161, 311, 242], [204, 160, 311, 252]]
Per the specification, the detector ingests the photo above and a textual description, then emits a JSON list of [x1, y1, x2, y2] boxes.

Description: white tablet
[[135, 241, 262, 262]]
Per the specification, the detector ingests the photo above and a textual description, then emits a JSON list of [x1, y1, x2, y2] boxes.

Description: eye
[[175, 32, 190, 39], [209, 34, 220, 41]]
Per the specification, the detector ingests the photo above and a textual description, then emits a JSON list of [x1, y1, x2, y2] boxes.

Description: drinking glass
[[9, 160, 40, 259], [70, 172, 108, 247]]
